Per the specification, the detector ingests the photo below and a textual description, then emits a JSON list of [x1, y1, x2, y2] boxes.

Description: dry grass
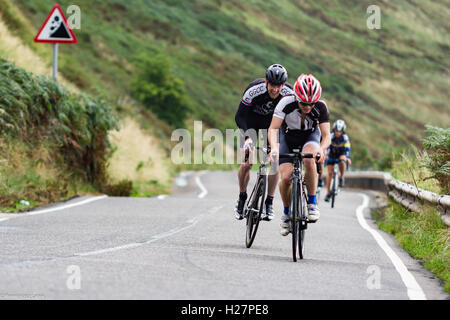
[[0, 17, 49, 75], [0, 16, 78, 92], [107, 117, 171, 186]]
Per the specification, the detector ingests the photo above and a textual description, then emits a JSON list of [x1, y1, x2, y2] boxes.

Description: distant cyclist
[[234, 64, 294, 221], [324, 119, 351, 202], [268, 74, 331, 236]]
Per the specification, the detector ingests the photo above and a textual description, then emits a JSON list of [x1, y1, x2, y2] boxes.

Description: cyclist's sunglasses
[[299, 101, 316, 107]]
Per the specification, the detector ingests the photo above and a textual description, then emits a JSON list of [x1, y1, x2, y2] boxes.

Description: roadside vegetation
[[6, 0, 449, 170], [374, 125, 450, 293], [373, 200, 449, 293], [0, 58, 120, 211], [0, 0, 448, 205], [390, 125, 449, 194]]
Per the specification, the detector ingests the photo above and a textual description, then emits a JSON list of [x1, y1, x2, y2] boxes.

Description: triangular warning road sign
[[34, 4, 77, 44]]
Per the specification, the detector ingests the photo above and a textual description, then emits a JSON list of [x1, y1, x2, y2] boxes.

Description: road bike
[[328, 159, 347, 208], [244, 147, 270, 248], [279, 150, 320, 261]]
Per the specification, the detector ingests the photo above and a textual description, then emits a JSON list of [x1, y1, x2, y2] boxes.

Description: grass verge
[[372, 198, 450, 293]]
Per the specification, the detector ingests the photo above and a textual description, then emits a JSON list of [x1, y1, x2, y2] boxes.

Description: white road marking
[[356, 193, 426, 300], [157, 195, 168, 200], [0, 196, 108, 222], [74, 205, 223, 257], [196, 171, 208, 199]]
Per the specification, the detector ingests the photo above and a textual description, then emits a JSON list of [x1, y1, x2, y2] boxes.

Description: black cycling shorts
[[278, 127, 321, 165], [327, 148, 347, 165], [239, 111, 272, 148]]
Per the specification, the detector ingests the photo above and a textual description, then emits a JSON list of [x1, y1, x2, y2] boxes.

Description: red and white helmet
[[294, 74, 322, 104]]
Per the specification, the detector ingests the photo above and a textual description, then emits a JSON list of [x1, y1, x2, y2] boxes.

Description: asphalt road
[[0, 171, 448, 300]]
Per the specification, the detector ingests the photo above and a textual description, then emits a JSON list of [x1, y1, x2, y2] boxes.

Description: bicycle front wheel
[[291, 180, 300, 262], [298, 184, 307, 260], [245, 175, 266, 248]]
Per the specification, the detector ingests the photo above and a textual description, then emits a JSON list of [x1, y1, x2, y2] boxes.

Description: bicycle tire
[[298, 183, 307, 260], [291, 178, 299, 262], [331, 171, 336, 208], [245, 175, 266, 248]]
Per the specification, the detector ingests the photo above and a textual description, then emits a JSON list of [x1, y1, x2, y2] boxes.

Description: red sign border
[[34, 3, 78, 44]]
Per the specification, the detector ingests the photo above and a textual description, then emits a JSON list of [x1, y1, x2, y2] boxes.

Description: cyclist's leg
[[301, 128, 321, 202], [279, 162, 293, 207], [301, 129, 321, 221], [338, 154, 347, 187], [279, 162, 293, 235], [338, 154, 346, 178], [237, 127, 258, 193], [238, 162, 252, 192], [235, 127, 257, 219], [278, 130, 294, 208], [264, 169, 279, 220], [259, 123, 279, 199], [326, 161, 334, 193], [302, 142, 319, 197]]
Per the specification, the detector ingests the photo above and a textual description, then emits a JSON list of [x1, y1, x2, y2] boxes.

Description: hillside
[[1, 0, 449, 169], [0, 3, 175, 210]]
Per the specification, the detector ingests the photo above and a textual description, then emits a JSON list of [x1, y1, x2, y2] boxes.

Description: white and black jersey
[[240, 78, 294, 116], [273, 96, 329, 133], [235, 78, 293, 134]]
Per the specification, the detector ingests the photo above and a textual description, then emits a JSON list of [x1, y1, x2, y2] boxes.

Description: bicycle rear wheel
[[245, 175, 266, 248]]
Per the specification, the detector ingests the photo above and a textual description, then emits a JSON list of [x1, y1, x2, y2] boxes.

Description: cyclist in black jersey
[[268, 74, 331, 236], [234, 64, 294, 221]]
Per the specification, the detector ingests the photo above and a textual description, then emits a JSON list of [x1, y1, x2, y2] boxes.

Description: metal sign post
[[52, 43, 58, 80]]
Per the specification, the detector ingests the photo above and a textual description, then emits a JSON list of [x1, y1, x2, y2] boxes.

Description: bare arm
[[319, 122, 331, 153], [268, 116, 283, 149], [267, 116, 283, 162]]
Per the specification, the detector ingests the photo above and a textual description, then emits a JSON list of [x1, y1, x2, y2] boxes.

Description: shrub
[[0, 58, 119, 189], [104, 179, 133, 197], [131, 53, 190, 128], [422, 125, 450, 194]]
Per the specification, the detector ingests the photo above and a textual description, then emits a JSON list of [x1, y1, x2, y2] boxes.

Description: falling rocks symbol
[[49, 16, 70, 39]]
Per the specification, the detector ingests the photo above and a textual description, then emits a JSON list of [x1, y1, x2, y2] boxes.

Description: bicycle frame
[[279, 150, 318, 261]]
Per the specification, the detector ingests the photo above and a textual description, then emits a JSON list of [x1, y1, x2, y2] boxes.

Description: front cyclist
[[268, 74, 331, 236], [234, 64, 294, 221], [324, 119, 351, 202]]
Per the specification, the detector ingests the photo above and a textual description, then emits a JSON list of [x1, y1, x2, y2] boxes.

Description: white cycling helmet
[[333, 119, 346, 132]]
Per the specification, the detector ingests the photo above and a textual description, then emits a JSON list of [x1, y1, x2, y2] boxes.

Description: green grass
[[2, 0, 449, 172], [373, 199, 450, 293], [130, 179, 170, 198]]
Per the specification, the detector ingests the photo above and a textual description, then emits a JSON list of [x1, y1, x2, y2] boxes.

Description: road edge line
[[195, 171, 208, 199], [356, 193, 427, 300], [0, 195, 108, 222]]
